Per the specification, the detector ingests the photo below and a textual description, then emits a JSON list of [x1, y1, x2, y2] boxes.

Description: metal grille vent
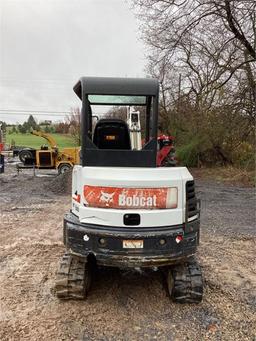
[[186, 181, 197, 218]]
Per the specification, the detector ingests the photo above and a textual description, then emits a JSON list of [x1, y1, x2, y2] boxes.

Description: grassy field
[[6, 133, 78, 148]]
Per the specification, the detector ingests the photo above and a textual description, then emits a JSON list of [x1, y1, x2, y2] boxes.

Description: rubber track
[[168, 257, 203, 304], [54, 253, 91, 300]]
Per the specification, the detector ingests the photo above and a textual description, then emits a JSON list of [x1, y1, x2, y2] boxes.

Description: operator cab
[[73, 77, 159, 167]]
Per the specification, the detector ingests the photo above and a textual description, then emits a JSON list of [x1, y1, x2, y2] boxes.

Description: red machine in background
[[157, 135, 176, 167], [0, 124, 4, 153], [126, 111, 176, 167]]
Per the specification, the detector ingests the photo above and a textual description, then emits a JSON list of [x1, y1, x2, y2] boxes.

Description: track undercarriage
[[55, 253, 203, 304]]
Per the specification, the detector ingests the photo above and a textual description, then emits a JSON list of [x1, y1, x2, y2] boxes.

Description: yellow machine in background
[[18, 130, 80, 174]]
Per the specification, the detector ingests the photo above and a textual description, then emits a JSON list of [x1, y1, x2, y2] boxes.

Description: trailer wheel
[[19, 149, 34, 163], [58, 163, 72, 174], [54, 253, 92, 300], [167, 257, 203, 304]]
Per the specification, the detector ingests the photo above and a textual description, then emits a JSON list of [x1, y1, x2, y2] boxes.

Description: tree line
[[3, 108, 81, 145]]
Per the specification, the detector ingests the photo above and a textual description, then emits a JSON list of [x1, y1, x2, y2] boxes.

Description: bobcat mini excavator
[[54, 77, 203, 303]]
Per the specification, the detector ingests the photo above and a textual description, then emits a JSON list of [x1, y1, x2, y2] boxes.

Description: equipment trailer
[[55, 77, 203, 303]]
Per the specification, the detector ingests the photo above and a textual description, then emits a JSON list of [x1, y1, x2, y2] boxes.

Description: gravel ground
[[0, 163, 255, 341]]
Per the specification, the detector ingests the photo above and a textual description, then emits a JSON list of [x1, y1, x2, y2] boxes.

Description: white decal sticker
[[118, 194, 157, 207], [83, 234, 89, 242], [99, 191, 115, 205]]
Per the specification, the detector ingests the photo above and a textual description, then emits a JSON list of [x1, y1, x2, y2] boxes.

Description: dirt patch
[[0, 163, 255, 340], [47, 169, 72, 195]]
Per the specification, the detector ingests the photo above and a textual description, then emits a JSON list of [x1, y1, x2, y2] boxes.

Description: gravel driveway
[[0, 164, 255, 340]]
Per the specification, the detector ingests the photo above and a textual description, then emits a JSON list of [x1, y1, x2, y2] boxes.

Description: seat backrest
[[93, 119, 131, 150]]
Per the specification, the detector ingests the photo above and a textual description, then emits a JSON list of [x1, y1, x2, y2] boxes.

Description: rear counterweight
[[64, 212, 200, 268]]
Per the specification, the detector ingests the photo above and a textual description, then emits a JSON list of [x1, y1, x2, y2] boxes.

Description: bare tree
[[132, 0, 256, 166], [66, 108, 81, 145]]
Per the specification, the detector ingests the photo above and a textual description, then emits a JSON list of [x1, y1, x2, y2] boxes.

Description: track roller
[[167, 257, 203, 304], [54, 253, 92, 300]]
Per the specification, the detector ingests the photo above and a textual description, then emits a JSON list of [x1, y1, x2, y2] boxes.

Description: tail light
[[72, 192, 81, 203]]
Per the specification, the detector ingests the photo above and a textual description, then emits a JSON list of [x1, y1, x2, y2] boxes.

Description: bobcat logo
[[99, 191, 115, 206]]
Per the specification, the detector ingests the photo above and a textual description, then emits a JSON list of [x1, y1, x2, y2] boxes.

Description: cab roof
[[73, 76, 159, 99]]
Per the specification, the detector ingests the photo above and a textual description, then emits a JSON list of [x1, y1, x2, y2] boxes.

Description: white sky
[[0, 0, 146, 124]]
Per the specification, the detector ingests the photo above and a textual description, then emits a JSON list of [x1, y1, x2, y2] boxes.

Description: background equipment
[[18, 130, 80, 174]]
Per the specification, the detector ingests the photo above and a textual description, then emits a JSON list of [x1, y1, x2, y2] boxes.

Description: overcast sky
[[0, 0, 146, 124]]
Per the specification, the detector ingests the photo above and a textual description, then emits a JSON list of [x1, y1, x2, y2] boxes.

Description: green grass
[[6, 133, 78, 148]]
